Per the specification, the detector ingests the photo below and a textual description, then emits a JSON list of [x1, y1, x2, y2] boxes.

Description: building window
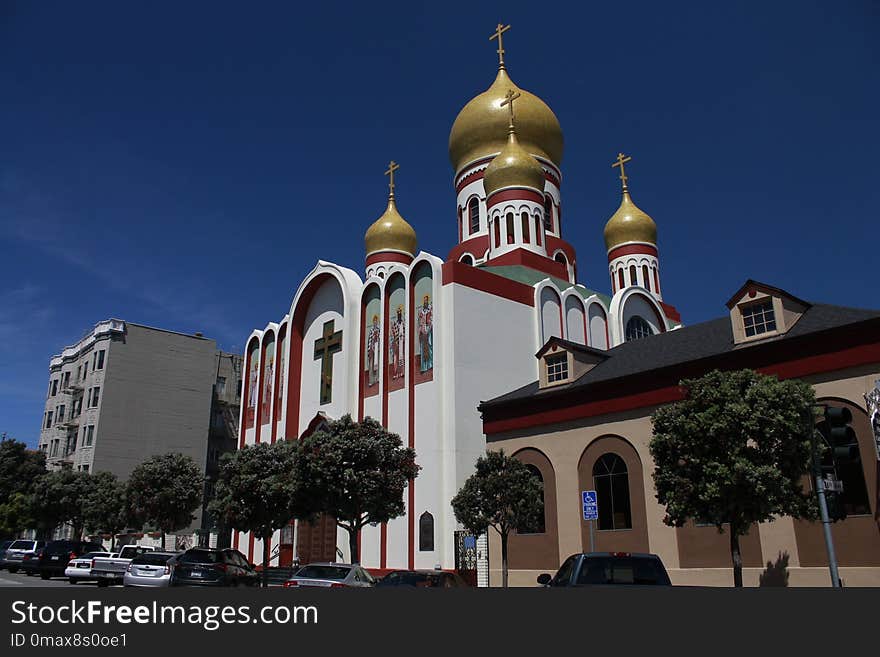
[[543, 196, 553, 231], [519, 464, 545, 534], [419, 512, 434, 551], [653, 266, 659, 293], [468, 198, 480, 235], [625, 316, 653, 342], [58, 405, 65, 422], [493, 217, 500, 248], [643, 265, 651, 292], [216, 377, 226, 395], [742, 300, 777, 337], [51, 380, 58, 396], [90, 386, 100, 408], [593, 453, 632, 530], [45, 411, 53, 429], [458, 207, 463, 242], [86, 425, 94, 447], [460, 254, 474, 266], [521, 212, 530, 243], [618, 269, 625, 290], [534, 214, 542, 247], [546, 353, 568, 383], [82, 464, 89, 473], [63, 371, 70, 389], [629, 265, 638, 287], [92, 352, 97, 371], [237, 379, 242, 399], [506, 212, 515, 244], [97, 350, 105, 370]]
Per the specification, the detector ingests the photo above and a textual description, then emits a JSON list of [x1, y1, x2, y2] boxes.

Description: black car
[[537, 552, 672, 586], [38, 540, 105, 579], [377, 570, 471, 588], [0, 540, 13, 569], [21, 547, 44, 576], [170, 548, 259, 587]]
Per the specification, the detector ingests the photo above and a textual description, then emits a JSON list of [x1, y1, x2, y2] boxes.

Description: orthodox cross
[[314, 320, 342, 405], [489, 23, 511, 68], [500, 88, 521, 130], [612, 152, 632, 190], [385, 160, 399, 198]]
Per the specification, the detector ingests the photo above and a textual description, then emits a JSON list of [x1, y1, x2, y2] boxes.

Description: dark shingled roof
[[483, 303, 880, 408]]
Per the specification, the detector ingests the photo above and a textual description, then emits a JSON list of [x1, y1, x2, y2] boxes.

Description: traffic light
[[816, 405, 860, 523], [824, 490, 847, 522]]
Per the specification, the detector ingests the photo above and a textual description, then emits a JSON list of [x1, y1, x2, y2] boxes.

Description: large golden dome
[[603, 190, 657, 251], [449, 68, 563, 174], [365, 196, 418, 257], [483, 128, 545, 195]]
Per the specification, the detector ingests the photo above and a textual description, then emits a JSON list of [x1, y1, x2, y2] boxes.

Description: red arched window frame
[[534, 214, 542, 247], [643, 265, 651, 292], [521, 212, 530, 243], [506, 213, 515, 244], [468, 198, 480, 235]]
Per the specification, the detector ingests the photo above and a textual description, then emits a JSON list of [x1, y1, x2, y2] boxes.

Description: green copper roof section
[[480, 265, 611, 307]]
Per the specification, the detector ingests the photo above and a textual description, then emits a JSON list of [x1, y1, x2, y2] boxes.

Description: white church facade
[[234, 25, 682, 575]]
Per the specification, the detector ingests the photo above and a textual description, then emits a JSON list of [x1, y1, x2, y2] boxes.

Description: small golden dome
[[365, 196, 418, 257], [483, 128, 545, 195], [603, 190, 657, 251], [449, 68, 563, 174]]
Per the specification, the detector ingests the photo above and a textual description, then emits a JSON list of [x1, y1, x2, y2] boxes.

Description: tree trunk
[[729, 525, 743, 588], [262, 530, 272, 588], [161, 531, 166, 551], [501, 531, 509, 588], [349, 527, 359, 564]]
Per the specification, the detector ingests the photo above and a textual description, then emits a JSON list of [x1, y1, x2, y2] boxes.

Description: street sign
[[582, 490, 598, 521], [821, 477, 844, 493]]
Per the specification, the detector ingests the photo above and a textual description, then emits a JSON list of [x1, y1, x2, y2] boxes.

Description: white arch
[[608, 287, 668, 346]]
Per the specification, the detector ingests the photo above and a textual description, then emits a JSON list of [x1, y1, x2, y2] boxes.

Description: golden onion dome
[[449, 68, 563, 174], [483, 127, 545, 195], [364, 196, 418, 257], [603, 189, 657, 251]]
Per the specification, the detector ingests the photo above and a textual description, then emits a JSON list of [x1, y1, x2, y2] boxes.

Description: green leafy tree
[[30, 468, 92, 539], [650, 369, 819, 587], [83, 472, 128, 549], [294, 415, 419, 564], [451, 450, 543, 588], [209, 441, 304, 587], [0, 493, 35, 539], [0, 436, 46, 501], [127, 453, 203, 548]]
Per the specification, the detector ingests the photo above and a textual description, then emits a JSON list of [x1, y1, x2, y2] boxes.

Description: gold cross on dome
[[612, 152, 632, 190], [385, 160, 400, 197], [489, 23, 511, 68], [500, 88, 521, 130]]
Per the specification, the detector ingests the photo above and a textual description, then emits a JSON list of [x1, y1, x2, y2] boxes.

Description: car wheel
[[40, 573, 50, 580], [68, 578, 77, 585], [97, 579, 108, 588], [8, 567, 18, 574]]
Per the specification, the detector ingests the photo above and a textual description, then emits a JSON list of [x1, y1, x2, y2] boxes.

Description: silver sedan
[[122, 552, 179, 587]]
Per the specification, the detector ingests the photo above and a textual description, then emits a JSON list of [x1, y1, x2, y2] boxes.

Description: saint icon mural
[[417, 294, 433, 373], [367, 314, 381, 387], [390, 304, 406, 380]]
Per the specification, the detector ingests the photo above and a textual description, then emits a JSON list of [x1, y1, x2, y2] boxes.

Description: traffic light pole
[[811, 426, 841, 588]]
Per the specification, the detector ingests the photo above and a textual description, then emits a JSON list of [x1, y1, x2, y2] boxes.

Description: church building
[[235, 25, 683, 575]]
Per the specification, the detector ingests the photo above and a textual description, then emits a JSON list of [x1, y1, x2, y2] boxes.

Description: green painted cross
[[314, 320, 342, 404]]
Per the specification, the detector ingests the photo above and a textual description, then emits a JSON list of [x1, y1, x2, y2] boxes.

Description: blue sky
[[1, 1, 878, 447]]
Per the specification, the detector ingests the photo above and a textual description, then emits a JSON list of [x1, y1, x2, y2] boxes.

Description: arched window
[[618, 269, 625, 290], [592, 453, 631, 530], [625, 316, 653, 341], [419, 512, 434, 551], [643, 265, 651, 292], [493, 217, 500, 248], [543, 196, 553, 231], [458, 207, 463, 242], [555, 253, 567, 268], [468, 198, 480, 235], [506, 212, 515, 244], [521, 212, 530, 243], [557, 204, 562, 232], [460, 254, 474, 266], [653, 266, 659, 293], [534, 214, 543, 247], [629, 265, 638, 287], [519, 464, 546, 534]]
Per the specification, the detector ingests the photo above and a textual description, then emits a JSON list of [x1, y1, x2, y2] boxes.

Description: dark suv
[[538, 552, 672, 586], [38, 540, 105, 579], [170, 548, 259, 587]]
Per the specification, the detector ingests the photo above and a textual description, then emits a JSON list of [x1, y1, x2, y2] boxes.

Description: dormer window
[[546, 353, 569, 383], [742, 300, 776, 337]]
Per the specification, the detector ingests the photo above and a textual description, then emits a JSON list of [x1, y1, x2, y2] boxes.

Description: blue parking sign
[[582, 490, 598, 521]]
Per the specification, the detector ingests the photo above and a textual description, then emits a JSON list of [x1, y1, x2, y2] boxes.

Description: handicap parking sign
[[582, 490, 598, 521]]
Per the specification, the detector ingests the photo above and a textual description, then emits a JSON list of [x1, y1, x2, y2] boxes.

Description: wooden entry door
[[296, 514, 338, 564]]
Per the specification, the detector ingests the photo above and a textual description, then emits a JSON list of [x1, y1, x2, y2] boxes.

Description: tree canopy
[[0, 437, 46, 539], [451, 450, 543, 587], [30, 468, 92, 540], [650, 369, 819, 586], [294, 415, 419, 564], [209, 441, 303, 586], [126, 453, 203, 546], [83, 471, 129, 546]]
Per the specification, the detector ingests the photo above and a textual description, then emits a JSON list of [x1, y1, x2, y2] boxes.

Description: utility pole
[[810, 407, 841, 588]]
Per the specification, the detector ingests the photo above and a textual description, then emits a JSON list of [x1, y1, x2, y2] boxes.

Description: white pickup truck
[[91, 545, 156, 587]]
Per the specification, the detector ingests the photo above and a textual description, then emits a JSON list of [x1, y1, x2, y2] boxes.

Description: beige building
[[480, 280, 880, 587]]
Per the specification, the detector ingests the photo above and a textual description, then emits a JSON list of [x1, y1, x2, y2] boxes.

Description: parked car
[[537, 552, 672, 587], [64, 552, 113, 584], [21, 547, 44, 576], [38, 540, 105, 580], [170, 548, 258, 587], [0, 540, 14, 569], [3, 540, 46, 573], [91, 545, 156, 587], [283, 563, 376, 588], [123, 551, 178, 588], [377, 569, 471, 588]]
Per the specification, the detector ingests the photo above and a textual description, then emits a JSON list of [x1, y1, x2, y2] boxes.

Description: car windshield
[[178, 550, 222, 564], [9, 541, 33, 549], [576, 557, 669, 585], [380, 572, 432, 586], [132, 553, 175, 566], [44, 542, 75, 554], [295, 566, 350, 580], [81, 552, 109, 559]]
